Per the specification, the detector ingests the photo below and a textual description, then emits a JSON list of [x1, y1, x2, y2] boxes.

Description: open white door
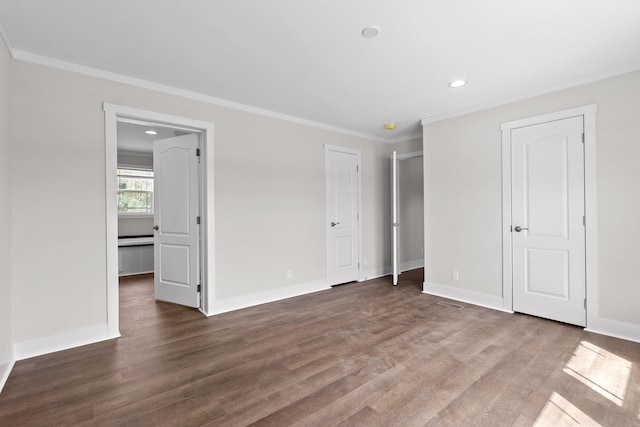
[[511, 116, 586, 326], [325, 146, 360, 285], [153, 133, 201, 308], [391, 151, 399, 285]]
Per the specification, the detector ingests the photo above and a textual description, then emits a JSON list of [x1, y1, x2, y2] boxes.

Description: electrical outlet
[[287, 269, 292, 280], [452, 270, 459, 281]]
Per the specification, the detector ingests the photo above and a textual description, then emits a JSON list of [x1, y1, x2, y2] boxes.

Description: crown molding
[[421, 61, 640, 126], [11, 49, 390, 143]]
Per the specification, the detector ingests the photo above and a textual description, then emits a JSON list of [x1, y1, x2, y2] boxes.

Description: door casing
[[104, 103, 216, 338], [501, 104, 598, 329], [391, 150, 424, 285]]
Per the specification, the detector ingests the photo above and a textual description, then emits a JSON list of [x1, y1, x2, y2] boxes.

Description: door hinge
[[196, 216, 201, 225], [197, 284, 202, 293], [196, 148, 201, 156], [583, 215, 586, 226], [581, 133, 585, 144], [584, 298, 587, 309]]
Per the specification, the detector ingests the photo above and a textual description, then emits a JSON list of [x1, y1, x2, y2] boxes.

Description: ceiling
[[1, 1, 639, 142], [117, 122, 189, 154]]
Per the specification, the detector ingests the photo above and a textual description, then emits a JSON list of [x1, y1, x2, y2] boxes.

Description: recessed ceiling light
[[384, 123, 396, 130], [362, 26, 380, 38], [145, 130, 158, 135], [448, 80, 467, 88]]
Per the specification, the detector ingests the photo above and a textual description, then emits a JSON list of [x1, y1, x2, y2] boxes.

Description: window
[[117, 168, 154, 215]]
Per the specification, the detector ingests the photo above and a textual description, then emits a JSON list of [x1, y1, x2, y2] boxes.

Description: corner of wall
[[207, 279, 331, 316], [422, 281, 508, 313], [12, 323, 118, 361], [0, 15, 13, 396], [0, 344, 15, 394], [585, 317, 640, 344]]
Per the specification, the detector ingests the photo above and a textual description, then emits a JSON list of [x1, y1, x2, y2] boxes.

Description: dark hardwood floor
[[1, 269, 640, 426]]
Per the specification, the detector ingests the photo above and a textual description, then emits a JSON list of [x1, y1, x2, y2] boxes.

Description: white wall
[[117, 151, 153, 168], [118, 217, 154, 237], [423, 69, 640, 328], [0, 34, 12, 370], [9, 59, 392, 342]]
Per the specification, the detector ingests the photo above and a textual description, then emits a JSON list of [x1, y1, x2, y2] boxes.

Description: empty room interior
[[1, 1, 640, 425]]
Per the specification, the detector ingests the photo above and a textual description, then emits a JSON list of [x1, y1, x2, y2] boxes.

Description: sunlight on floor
[[534, 392, 601, 426], [562, 340, 631, 407]]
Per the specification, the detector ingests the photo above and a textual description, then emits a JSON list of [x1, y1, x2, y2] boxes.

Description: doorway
[[390, 150, 424, 285], [104, 103, 216, 338], [501, 105, 598, 328], [116, 123, 201, 308]]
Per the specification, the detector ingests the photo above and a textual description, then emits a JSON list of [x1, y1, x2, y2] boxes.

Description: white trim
[[420, 63, 640, 126], [583, 110, 599, 331], [324, 144, 364, 283], [396, 150, 423, 160], [400, 259, 424, 272], [500, 104, 597, 131], [13, 50, 388, 143], [104, 103, 216, 332], [585, 318, 640, 344], [119, 271, 154, 277], [500, 105, 598, 327], [0, 345, 15, 394], [208, 280, 331, 316], [500, 127, 513, 312], [422, 282, 509, 313], [104, 108, 119, 337], [13, 324, 118, 361], [361, 266, 391, 282]]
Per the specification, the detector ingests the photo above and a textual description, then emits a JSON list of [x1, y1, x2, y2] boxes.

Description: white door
[[325, 146, 360, 285], [511, 116, 586, 326], [391, 151, 399, 285], [153, 133, 201, 308]]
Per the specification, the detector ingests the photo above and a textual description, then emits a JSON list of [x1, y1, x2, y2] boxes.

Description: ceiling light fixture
[[144, 130, 158, 135], [384, 123, 396, 130], [448, 80, 467, 88], [362, 26, 380, 38]]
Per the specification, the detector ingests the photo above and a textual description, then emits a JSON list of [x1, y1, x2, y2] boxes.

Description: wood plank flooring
[[1, 269, 640, 426]]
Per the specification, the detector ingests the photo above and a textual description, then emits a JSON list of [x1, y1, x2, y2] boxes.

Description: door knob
[[153, 225, 159, 230], [331, 222, 340, 227], [514, 226, 528, 232]]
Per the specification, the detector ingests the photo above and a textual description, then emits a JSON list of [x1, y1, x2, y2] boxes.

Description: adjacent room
[[1, 1, 640, 425]]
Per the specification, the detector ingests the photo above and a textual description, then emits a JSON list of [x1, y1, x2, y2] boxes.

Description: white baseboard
[[422, 281, 508, 313], [400, 259, 424, 272], [360, 267, 391, 281], [0, 344, 15, 394], [585, 317, 640, 344], [360, 262, 423, 283], [206, 279, 331, 316], [13, 323, 120, 361]]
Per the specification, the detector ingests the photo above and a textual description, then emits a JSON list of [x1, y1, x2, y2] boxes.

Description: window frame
[[117, 166, 155, 218]]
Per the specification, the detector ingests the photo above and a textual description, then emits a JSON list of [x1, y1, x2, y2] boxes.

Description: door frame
[[103, 103, 216, 338], [500, 104, 598, 328], [392, 150, 424, 285], [324, 144, 363, 284]]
